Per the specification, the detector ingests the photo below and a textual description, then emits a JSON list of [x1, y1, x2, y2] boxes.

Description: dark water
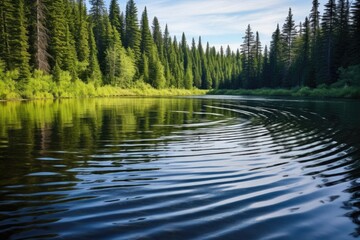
[[1, 96, 360, 240]]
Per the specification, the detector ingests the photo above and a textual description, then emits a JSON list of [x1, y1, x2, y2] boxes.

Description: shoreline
[[208, 87, 360, 100]]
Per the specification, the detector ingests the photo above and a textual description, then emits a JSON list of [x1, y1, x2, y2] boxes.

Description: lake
[[1, 96, 360, 240]]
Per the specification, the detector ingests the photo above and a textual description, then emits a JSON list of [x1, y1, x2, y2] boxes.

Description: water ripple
[[0, 97, 359, 239]]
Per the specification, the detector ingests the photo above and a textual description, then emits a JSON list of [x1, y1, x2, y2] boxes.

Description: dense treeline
[[0, 0, 359, 99]]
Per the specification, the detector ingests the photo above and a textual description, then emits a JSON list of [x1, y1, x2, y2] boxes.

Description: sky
[[100, 0, 328, 51]]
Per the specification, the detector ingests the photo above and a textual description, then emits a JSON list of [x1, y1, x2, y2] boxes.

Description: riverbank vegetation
[[0, 0, 359, 100]]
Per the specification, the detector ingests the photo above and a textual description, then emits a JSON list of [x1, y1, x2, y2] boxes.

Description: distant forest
[[0, 0, 359, 92]]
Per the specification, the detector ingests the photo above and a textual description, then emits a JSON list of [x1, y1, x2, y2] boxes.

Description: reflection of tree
[[0, 98, 218, 187]]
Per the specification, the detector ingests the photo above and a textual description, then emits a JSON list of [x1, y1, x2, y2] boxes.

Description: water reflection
[[0, 97, 360, 239]]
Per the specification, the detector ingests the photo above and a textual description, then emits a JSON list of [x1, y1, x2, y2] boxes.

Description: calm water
[[1, 96, 360, 240]]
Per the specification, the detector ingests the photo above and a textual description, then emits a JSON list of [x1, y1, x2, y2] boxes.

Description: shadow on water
[[0, 96, 360, 239]]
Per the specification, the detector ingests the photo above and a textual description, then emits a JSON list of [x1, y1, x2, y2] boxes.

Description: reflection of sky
[[99, 0, 327, 50]]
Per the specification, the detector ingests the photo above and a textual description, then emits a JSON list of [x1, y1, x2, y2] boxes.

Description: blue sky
[[100, 0, 327, 51]]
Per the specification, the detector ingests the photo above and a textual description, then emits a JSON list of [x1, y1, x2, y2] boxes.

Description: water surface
[[1, 96, 360, 239]]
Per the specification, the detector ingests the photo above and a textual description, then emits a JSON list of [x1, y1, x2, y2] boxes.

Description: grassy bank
[[0, 70, 207, 100], [209, 86, 360, 99]]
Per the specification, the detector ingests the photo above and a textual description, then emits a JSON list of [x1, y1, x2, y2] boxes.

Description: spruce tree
[[140, 7, 153, 56], [75, 0, 90, 63], [335, 0, 350, 68], [309, 0, 321, 87], [191, 38, 202, 88], [320, 0, 337, 84], [152, 17, 163, 59], [254, 31, 262, 87], [298, 17, 312, 87], [282, 8, 297, 68], [241, 24, 255, 88], [48, 0, 76, 71], [33, 0, 50, 73], [89, 0, 107, 73], [0, 0, 29, 76], [269, 24, 284, 88], [87, 22, 102, 86], [310, 0, 320, 38], [351, 0, 360, 65], [109, 0, 122, 40], [105, 26, 136, 87], [125, 0, 141, 60], [0, 0, 11, 68], [140, 7, 153, 83]]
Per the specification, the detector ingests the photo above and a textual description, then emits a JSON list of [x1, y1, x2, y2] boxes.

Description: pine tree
[[269, 24, 284, 87], [152, 17, 163, 60], [350, 0, 360, 65], [180, 33, 193, 89], [298, 17, 312, 87], [34, 0, 50, 73], [320, 0, 337, 84], [48, 0, 76, 72], [87, 22, 102, 86], [282, 8, 297, 68], [310, 0, 320, 38], [109, 0, 122, 40], [0, 0, 30, 80], [335, 0, 350, 68], [74, 0, 89, 63], [140, 7, 153, 57], [105, 26, 136, 87], [191, 38, 201, 88], [261, 45, 270, 87], [241, 24, 255, 88], [125, 0, 141, 60], [309, 0, 321, 87], [254, 31, 262, 86], [0, 0, 11, 68], [139, 7, 153, 84], [89, 0, 107, 73]]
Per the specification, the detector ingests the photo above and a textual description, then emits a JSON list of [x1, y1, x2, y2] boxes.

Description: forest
[[0, 0, 360, 99]]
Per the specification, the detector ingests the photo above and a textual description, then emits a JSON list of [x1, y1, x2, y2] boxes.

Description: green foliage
[[21, 70, 54, 99], [0, 70, 21, 99], [337, 65, 360, 87]]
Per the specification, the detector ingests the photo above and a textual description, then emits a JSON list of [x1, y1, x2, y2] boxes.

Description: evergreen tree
[[89, 0, 107, 73], [302, 17, 312, 87], [350, 0, 360, 65], [48, 0, 77, 72], [0, 0, 31, 78], [269, 24, 284, 87], [334, 0, 350, 68], [12, 0, 31, 79], [87, 23, 102, 86], [310, 0, 321, 37], [309, 0, 321, 87], [140, 7, 153, 56], [261, 45, 270, 87], [254, 31, 262, 87], [74, 0, 89, 63], [241, 24, 255, 88], [34, 0, 50, 73], [152, 17, 163, 59], [320, 0, 337, 84], [125, 0, 141, 60], [0, 0, 11, 68], [105, 26, 136, 87], [282, 8, 297, 68], [191, 38, 202, 88], [109, 0, 122, 39]]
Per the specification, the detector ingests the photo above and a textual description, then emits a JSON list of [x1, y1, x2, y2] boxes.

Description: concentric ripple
[[0, 97, 360, 240]]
